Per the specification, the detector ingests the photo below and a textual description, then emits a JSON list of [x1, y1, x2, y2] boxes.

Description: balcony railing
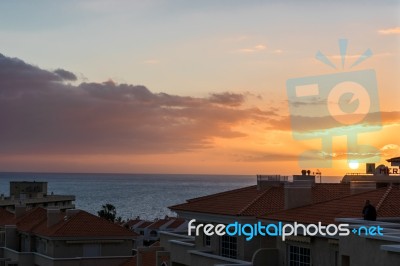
[[257, 175, 289, 182]]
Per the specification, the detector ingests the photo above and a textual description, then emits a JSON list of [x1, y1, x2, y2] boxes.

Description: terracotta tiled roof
[[8, 207, 136, 238], [170, 183, 353, 217], [170, 185, 281, 216], [14, 208, 48, 232], [125, 219, 143, 227], [34, 210, 137, 238], [150, 241, 160, 247], [147, 219, 171, 230], [139, 249, 157, 266], [374, 185, 400, 217], [166, 218, 186, 229], [120, 256, 137, 266], [120, 246, 161, 266], [138, 246, 163, 266], [136, 221, 153, 229], [262, 185, 400, 225], [0, 208, 14, 226]]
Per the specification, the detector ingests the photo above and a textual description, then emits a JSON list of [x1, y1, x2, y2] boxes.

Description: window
[[83, 244, 101, 257], [150, 230, 158, 237], [204, 234, 211, 247], [0, 231, 5, 247], [288, 245, 311, 266], [22, 235, 30, 252], [35, 238, 47, 254], [220, 235, 237, 259], [342, 255, 350, 266], [335, 251, 339, 266]]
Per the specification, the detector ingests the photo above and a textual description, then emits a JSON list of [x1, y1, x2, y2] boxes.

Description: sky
[[0, 0, 399, 175]]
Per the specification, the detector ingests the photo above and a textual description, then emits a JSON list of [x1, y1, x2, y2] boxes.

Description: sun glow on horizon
[[348, 161, 360, 170]]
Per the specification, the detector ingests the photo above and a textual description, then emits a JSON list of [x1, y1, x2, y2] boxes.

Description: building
[[0, 206, 137, 266], [159, 158, 400, 266], [120, 242, 171, 266], [125, 218, 187, 247], [260, 185, 400, 266], [0, 181, 75, 212]]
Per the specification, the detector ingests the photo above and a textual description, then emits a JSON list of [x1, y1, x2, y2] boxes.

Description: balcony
[[160, 231, 253, 266]]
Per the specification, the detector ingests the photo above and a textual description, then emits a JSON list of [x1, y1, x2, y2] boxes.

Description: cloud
[[265, 110, 400, 133], [381, 144, 400, 158], [236, 44, 267, 53], [378, 27, 400, 35], [0, 53, 275, 156], [54, 69, 77, 81], [208, 92, 246, 107], [234, 152, 301, 162]]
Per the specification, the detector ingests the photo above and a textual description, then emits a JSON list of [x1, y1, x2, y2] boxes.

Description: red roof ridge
[[166, 218, 185, 229], [376, 184, 393, 210], [186, 185, 257, 203], [260, 185, 389, 219], [50, 211, 136, 237], [48, 210, 84, 234], [309, 184, 385, 206], [237, 186, 273, 216], [146, 219, 171, 229]]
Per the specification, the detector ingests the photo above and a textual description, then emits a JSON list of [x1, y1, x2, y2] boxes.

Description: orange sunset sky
[[0, 1, 399, 175]]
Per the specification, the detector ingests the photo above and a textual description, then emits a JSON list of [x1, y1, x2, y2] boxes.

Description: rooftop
[[170, 183, 354, 217], [262, 185, 400, 225], [2, 207, 137, 238], [166, 218, 186, 229], [120, 242, 161, 266], [0, 208, 14, 226], [147, 219, 171, 230], [387, 157, 400, 163]]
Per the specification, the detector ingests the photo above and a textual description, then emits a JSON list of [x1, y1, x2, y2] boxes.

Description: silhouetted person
[[362, 200, 377, 221]]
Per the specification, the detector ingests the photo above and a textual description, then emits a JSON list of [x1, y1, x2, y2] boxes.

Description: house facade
[[0, 206, 137, 266], [0, 181, 75, 213]]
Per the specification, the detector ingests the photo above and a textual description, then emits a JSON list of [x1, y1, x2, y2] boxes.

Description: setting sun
[[349, 161, 360, 170]]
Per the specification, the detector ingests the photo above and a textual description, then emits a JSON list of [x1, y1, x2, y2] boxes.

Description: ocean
[[0, 172, 342, 220]]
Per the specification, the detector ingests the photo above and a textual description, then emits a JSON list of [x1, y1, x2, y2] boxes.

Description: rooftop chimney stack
[[47, 208, 62, 227], [284, 173, 315, 209], [14, 203, 26, 218]]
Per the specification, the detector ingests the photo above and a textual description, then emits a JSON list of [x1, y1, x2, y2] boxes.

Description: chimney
[[15, 203, 26, 218], [47, 208, 62, 227], [284, 174, 315, 210]]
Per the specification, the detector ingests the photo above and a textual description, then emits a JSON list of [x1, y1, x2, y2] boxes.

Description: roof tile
[[262, 185, 400, 224], [170, 183, 354, 217]]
